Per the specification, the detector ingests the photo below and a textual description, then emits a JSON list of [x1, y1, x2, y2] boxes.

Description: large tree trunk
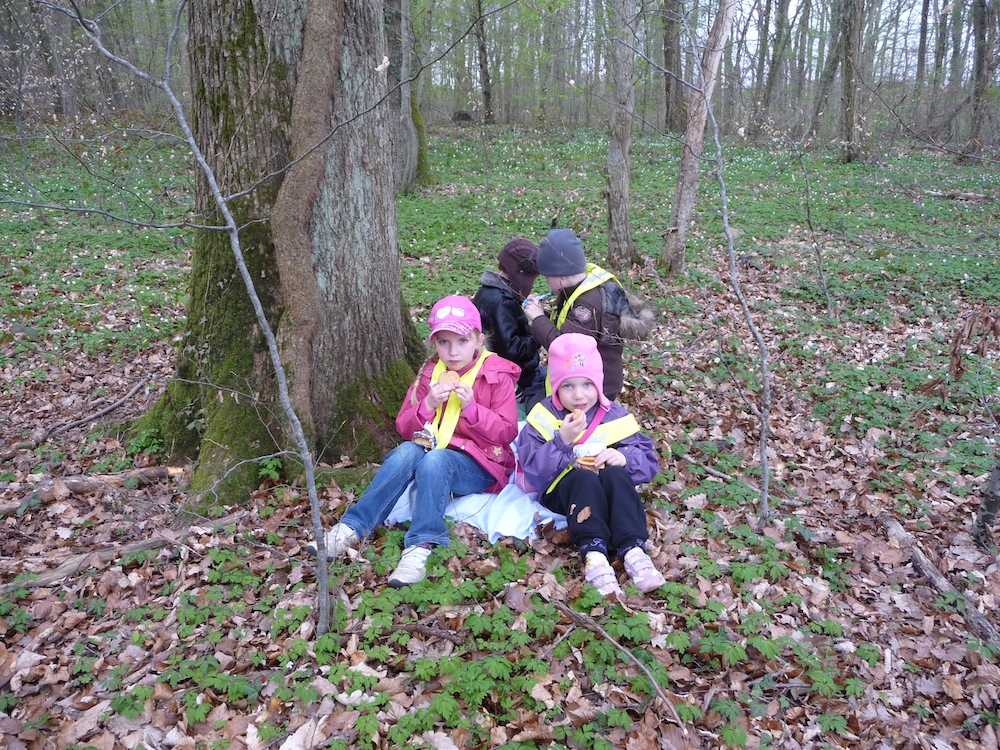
[[661, 0, 736, 275], [606, 0, 639, 270], [142, 0, 420, 503]]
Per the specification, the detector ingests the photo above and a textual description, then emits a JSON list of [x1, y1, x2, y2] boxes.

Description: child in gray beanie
[[523, 228, 625, 400]]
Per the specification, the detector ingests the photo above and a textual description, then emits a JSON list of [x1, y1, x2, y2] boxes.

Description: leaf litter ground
[[2, 224, 1000, 748]]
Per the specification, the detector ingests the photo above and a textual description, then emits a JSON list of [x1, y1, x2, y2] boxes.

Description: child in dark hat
[[523, 228, 625, 401], [473, 237, 546, 411]]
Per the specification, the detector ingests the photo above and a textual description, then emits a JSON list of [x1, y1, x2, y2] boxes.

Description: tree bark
[[606, 0, 639, 270], [388, 0, 419, 192], [660, 0, 686, 133], [916, 0, 931, 84], [758, 0, 792, 125], [141, 0, 419, 503], [957, 0, 990, 163], [474, 0, 494, 125], [750, 0, 773, 132], [840, 0, 864, 162], [661, 0, 736, 275]]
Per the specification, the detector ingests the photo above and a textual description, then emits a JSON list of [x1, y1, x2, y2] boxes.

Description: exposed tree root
[[880, 513, 1000, 651]]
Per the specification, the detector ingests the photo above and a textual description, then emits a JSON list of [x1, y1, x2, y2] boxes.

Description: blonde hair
[[407, 332, 488, 406]]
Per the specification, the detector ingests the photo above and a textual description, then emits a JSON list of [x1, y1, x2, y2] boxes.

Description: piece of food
[[572, 408, 584, 421], [576, 455, 599, 472], [439, 370, 460, 386]]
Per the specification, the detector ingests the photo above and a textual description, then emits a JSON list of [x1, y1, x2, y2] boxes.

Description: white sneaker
[[305, 523, 359, 559], [388, 546, 433, 588]]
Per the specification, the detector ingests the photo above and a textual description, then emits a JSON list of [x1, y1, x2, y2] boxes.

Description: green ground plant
[[1, 125, 998, 747]]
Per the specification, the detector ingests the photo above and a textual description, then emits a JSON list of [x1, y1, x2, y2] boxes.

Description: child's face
[[544, 275, 563, 294], [558, 376, 599, 412], [433, 330, 482, 371]]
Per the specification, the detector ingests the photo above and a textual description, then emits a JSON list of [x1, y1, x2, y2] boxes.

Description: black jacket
[[473, 271, 540, 393]]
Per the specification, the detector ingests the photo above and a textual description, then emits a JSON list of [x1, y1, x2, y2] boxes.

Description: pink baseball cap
[[428, 295, 482, 339]]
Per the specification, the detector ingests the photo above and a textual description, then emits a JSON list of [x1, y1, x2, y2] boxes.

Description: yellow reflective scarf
[[525, 402, 640, 493], [429, 350, 493, 449]]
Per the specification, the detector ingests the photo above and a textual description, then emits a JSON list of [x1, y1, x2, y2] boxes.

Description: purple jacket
[[516, 397, 660, 491], [397, 352, 520, 492]]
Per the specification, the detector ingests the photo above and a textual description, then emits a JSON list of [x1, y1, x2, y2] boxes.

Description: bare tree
[[660, 0, 686, 132], [808, 0, 842, 138], [473, 0, 495, 124], [661, 0, 736, 275], [606, 0, 640, 269], [841, 0, 864, 161], [388, 0, 419, 191], [957, 0, 991, 162]]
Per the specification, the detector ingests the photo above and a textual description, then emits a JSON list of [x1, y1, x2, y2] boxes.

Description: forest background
[[2, 0, 1000, 748]]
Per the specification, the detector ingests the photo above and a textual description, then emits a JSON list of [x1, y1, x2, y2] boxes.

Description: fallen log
[[880, 513, 1000, 652], [2, 466, 188, 517]]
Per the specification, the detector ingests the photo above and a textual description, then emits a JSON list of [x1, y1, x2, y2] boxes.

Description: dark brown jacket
[[529, 283, 624, 400]]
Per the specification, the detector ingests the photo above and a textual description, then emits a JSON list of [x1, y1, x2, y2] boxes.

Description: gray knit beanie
[[537, 228, 586, 277]]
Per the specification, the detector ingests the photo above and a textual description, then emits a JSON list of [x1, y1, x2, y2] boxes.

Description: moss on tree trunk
[[136, 0, 422, 507]]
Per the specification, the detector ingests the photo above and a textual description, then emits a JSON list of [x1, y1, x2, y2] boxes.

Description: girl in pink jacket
[[309, 295, 520, 587]]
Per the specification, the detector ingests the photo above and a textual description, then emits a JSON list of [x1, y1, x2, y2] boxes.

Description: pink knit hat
[[548, 333, 610, 409], [428, 295, 482, 339]]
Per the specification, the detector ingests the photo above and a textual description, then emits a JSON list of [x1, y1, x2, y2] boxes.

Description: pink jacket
[[396, 353, 521, 492]]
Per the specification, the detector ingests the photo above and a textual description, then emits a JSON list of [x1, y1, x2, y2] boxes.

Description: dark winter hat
[[537, 228, 586, 277], [498, 237, 539, 301]]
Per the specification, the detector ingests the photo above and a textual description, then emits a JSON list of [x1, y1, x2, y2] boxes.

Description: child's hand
[[424, 382, 454, 411], [596, 448, 626, 468], [522, 300, 544, 322], [559, 410, 586, 444], [451, 382, 474, 409]]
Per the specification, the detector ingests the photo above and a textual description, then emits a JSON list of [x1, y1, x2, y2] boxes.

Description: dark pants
[[540, 465, 648, 558]]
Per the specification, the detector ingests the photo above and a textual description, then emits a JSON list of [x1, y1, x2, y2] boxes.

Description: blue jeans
[[341, 441, 493, 548]]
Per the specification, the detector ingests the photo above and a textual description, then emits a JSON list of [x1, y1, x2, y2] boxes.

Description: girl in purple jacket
[[516, 333, 665, 597], [309, 295, 520, 587]]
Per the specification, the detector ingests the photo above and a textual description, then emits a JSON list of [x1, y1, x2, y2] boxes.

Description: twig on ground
[[401, 623, 468, 645], [1, 466, 188, 517], [551, 601, 688, 733], [880, 513, 1000, 651], [0, 511, 247, 596], [0, 377, 153, 462]]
